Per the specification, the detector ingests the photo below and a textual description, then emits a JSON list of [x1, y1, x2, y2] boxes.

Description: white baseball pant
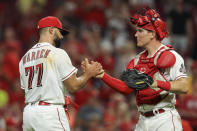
[[135, 108, 182, 131], [23, 103, 70, 131]]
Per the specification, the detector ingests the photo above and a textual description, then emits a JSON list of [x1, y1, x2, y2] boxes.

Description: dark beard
[[54, 38, 61, 48]]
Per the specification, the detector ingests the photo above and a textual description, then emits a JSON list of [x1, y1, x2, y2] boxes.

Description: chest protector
[[128, 45, 174, 106]]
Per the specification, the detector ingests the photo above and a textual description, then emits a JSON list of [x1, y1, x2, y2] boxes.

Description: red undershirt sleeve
[[101, 73, 134, 94]]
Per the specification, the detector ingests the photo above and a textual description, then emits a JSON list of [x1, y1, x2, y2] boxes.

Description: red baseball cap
[[38, 16, 69, 35]]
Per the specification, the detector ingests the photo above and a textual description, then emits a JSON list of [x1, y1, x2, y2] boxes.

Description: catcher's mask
[[130, 7, 169, 41]]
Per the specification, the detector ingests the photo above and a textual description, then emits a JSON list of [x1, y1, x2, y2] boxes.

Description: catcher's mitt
[[120, 69, 153, 90]]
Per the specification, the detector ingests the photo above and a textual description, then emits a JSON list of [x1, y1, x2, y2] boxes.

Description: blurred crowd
[[0, 0, 196, 131]]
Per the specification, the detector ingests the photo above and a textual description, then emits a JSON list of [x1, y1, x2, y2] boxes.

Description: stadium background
[[0, 0, 197, 130]]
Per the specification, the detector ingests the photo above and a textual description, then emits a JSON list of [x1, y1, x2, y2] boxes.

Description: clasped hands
[[81, 58, 104, 79]]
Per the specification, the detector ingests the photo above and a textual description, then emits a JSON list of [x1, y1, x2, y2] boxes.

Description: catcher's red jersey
[[126, 45, 187, 112]]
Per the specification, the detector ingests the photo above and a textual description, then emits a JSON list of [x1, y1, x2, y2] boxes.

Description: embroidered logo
[[140, 67, 146, 73], [179, 64, 186, 73]]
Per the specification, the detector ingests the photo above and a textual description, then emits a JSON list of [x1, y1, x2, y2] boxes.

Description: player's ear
[[150, 31, 156, 39], [48, 27, 55, 35]]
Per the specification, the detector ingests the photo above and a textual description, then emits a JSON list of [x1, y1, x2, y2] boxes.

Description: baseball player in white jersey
[[88, 7, 189, 131], [19, 16, 103, 131]]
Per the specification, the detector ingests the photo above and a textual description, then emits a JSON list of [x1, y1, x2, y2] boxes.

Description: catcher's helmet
[[130, 7, 169, 41]]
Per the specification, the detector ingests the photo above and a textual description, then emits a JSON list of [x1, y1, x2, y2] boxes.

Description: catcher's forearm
[[156, 77, 188, 94], [169, 77, 188, 94], [102, 73, 133, 94]]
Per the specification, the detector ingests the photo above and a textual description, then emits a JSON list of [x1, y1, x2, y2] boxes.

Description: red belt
[[26, 101, 70, 120], [141, 109, 165, 117], [38, 101, 50, 106], [36, 101, 70, 120], [26, 101, 50, 106], [38, 101, 70, 120]]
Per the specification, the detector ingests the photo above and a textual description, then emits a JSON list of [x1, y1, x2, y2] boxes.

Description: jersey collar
[[33, 42, 51, 48], [145, 44, 165, 58]]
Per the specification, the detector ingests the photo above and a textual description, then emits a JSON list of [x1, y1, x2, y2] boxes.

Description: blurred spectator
[[0, 46, 9, 91], [74, 82, 96, 108], [0, 26, 22, 131], [98, 84, 115, 105], [0, 3, 4, 41], [190, 6, 197, 60], [0, 117, 6, 131], [129, 0, 155, 9], [114, 40, 137, 76], [80, 25, 102, 58], [155, 0, 174, 18], [105, 0, 129, 33], [182, 119, 193, 131], [82, 0, 107, 28], [167, 0, 193, 55], [62, 27, 86, 69], [0, 89, 9, 109], [17, 14, 38, 51], [100, 26, 128, 74], [4, 102, 23, 131], [128, 94, 139, 131], [102, 93, 137, 131], [0, 27, 21, 55], [101, 26, 128, 55], [0, 0, 196, 130], [62, 1, 81, 28], [0, 27, 21, 93], [16, 0, 47, 16], [191, 36, 197, 60], [80, 25, 117, 73], [103, 93, 126, 131], [116, 100, 132, 131], [178, 61, 197, 131], [76, 89, 103, 131]]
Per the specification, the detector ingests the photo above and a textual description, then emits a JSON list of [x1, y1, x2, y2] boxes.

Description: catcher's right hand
[[120, 69, 153, 90]]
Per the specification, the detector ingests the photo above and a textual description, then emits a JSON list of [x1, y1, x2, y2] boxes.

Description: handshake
[[81, 58, 154, 90], [81, 58, 104, 79]]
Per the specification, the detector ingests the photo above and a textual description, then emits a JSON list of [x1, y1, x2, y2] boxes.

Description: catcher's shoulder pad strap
[[134, 50, 146, 67], [154, 45, 176, 69], [133, 45, 175, 68]]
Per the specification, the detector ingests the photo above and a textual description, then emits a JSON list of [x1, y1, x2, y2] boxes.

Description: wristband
[[157, 80, 171, 91]]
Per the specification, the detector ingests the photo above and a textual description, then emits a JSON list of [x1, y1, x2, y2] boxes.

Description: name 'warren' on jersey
[[19, 42, 77, 105]]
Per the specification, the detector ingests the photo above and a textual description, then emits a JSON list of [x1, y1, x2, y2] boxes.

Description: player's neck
[[38, 35, 54, 45], [146, 40, 162, 58]]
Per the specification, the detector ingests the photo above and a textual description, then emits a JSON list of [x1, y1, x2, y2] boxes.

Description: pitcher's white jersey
[[19, 42, 77, 105]]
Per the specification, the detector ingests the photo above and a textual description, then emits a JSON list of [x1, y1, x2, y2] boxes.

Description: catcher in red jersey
[[82, 7, 188, 131]]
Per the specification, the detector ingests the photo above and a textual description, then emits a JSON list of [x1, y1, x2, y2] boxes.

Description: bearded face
[[54, 31, 63, 48]]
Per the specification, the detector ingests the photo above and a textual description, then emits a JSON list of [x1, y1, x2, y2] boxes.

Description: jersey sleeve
[[170, 51, 187, 80], [102, 73, 134, 94], [19, 61, 25, 89], [55, 49, 78, 81]]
